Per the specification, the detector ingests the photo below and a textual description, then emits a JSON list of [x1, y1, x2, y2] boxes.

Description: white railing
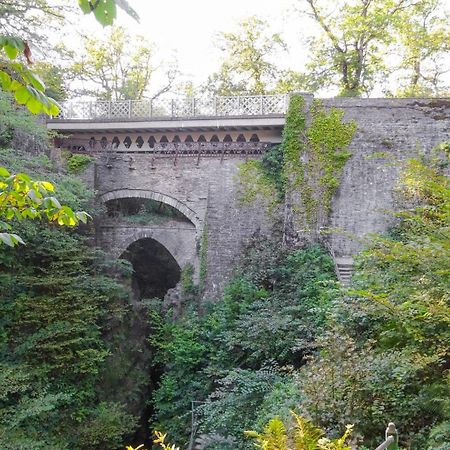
[[56, 94, 289, 120]]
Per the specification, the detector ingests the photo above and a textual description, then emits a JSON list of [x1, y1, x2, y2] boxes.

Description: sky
[[62, 0, 449, 98], [75, 0, 314, 89]]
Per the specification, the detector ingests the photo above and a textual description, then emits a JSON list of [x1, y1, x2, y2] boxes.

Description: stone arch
[[112, 229, 195, 270], [99, 189, 202, 231]]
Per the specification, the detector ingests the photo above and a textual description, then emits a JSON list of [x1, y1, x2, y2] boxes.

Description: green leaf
[[48, 197, 62, 209], [25, 70, 46, 91], [26, 96, 44, 114], [4, 44, 18, 60], [40, 181, 54, 192], [0, 70, 11, 90], [78, 0, 93, 14], [14, 86, 31, 105], [27, 189, 42, 203], [16, 173, 31, 182], [0, 167, 10, 177], [93, 0, 117, 26], [76, 211, 90, 224], [10, 233, 25, 245], [0, 220, 11, 230], [48, 100, 60, 116], [9, 80, 22, 91], [5, 36, 25, 51], [0, 232, 14, 247]]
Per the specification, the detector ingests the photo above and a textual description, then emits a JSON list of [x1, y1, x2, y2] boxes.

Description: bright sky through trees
[[73, 0, 310, 92]]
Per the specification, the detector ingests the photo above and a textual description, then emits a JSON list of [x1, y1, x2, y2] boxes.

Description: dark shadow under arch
[[120, 237, 181, 300]]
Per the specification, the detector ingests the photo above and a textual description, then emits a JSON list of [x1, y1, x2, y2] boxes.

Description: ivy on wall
[[238, 94, 356, 229], [66, 153, 94, 173], [199, 223, 208, 291], [298, 100, 356, 225]]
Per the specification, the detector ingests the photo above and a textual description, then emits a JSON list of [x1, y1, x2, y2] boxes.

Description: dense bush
[[150, 242, 338, 448], [0, 106, 139, 448]]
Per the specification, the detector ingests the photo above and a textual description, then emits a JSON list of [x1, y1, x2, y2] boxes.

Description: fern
[[245, 416, 287, 450], [292, 412, 324, 450], [246, 412, 352, 450]]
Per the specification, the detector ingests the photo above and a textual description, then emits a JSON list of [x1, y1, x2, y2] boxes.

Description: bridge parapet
[[55, 94, 289, 120]]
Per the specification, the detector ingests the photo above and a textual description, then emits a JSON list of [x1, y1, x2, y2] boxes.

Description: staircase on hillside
[[334, 256, 354, 286]]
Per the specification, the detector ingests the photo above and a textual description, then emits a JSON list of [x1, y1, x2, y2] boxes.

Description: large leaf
[[0, 71, 11, 90], [24, 70, 46, 92], [4, 44, 18, 60], [14, 86, 31, 105], [115, 0, 140, 22], [78, 0, 93, 14], [93, 0, 117, 26], [26, 97, 44, 114]]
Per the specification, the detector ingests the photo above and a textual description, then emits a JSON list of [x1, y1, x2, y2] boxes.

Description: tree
[[394, 0, 450, 96], [299, 0, 415, 96], [33, 61, 68, 101], [70, 26, 178, 101], [0, 0, 137, 244], [0, 0, 139, 115], [0, 0, 69, 47], [206, 17, 303, 96]]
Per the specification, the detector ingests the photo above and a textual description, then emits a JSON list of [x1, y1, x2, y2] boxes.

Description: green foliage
[[0, 165, 89, 246], [0, 36, 60, 115], [181, 263, 196, 296], [298, 100, 356, 224], [0, 147, 137, 448], [0, 0, 139, 117], [298, 0, 449, 96], [295, 146, 450, 448], [206, 16, 304, 96], [282, 95, 307, 172], [245, 412, 352, 450], [32, 62, 68, 102], [0, 87, 90, 247], [394, 0, 450, 96], [0, 223, 136, 448], [70, 26, 164, 101], [351, 150, 449, 358], [150, 242, 338, 448], [238, 144, 287, 206], [66, 153, 93, 173], [238, 95, 355, 229], [0, 91, 48, 148], [199, 223, 209, 290], [238, 95, 305, 207], [78, 0, 139, 26]]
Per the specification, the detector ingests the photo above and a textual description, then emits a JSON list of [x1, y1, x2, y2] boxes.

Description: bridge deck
[[46, 115, 286, 133]]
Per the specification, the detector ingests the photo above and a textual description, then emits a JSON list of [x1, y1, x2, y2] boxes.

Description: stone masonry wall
[[323, 98, 449, 256], [93, 154, 271, 299], [81, 97, 449, 300]]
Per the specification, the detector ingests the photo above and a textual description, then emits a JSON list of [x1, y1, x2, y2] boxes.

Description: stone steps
[[334, 257, 354, 286]]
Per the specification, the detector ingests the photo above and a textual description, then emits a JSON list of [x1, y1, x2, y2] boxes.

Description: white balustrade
[[57, 94, 289, 120]]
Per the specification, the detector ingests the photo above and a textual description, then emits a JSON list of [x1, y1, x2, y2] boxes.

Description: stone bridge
[[47, 94, 450, 297]]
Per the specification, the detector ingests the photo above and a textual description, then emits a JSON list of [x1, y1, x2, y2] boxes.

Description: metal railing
[[56, 94, 289, 120]]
